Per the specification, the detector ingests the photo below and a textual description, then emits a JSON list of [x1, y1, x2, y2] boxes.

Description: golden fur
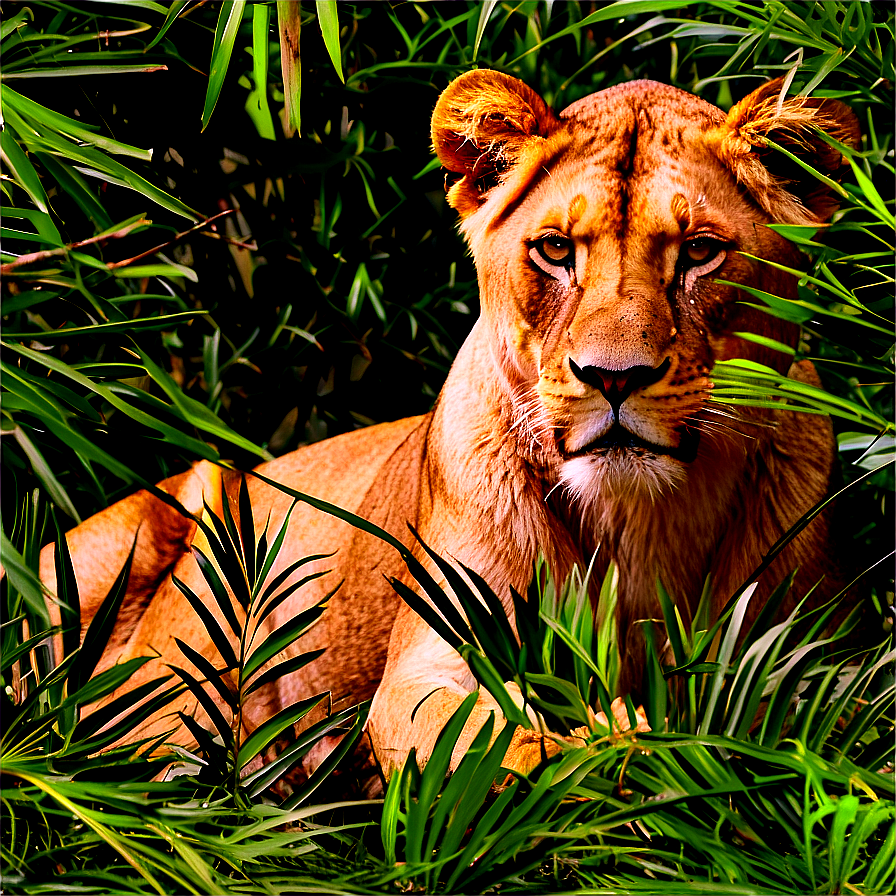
[[39, 72, 858, 783]]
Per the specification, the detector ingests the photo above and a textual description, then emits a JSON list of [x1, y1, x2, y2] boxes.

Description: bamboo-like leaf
[[277, 0, 301, 137], [473, 0, 501, 59], [243, 648, 325, 698], [423, 708, 498, 863], [280, 702, 369, 808], [69, 537, 136, 692], [248, 468, 406, 552], [111, 262, 196, 281], [4, 63, 168, 79], [404, 690, 478, 863], [0, 123, 49, 212], [759, 638, 835, 746], [254, 569, 332, 626], [33, 152, 112, 229], [440, 721, 521, 886], [732, 330, 797, 356], [60, 656, 151, 712], [461, 648, 528, 727], [847, 155, 895, 226], [4, 342, 222, 459], [238, 476, 256, 590], [174, 637, 237, 712], [7, 108, 200, 220], [201, 0, 246, 132], [240, 703, 359, 794], [70, 674, 177, 743], [698, 583, 756, 735], [3, 311, 205, 341], [144, 0, 191, 52], [177, 709, 225, 762], [171, 569, 238, 669], [655, 579, 687, 668], [388, 576, 462, 653], [238, 692, 326, 765], [244, 3, 276, 140], [2, 86, 153, 160], [242, 601, 327, 682], [192, 534, 246, 637], [315, 1, 343, 83], [168, 663, 233, 743], [133, 346, 272, 461], [253, 503, 301, 601]]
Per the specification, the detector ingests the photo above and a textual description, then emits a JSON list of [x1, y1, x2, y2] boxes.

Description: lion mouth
[[563, 423, 700, 463]]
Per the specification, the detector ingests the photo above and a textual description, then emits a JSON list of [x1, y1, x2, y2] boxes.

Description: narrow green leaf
[[244, 4, 276, 140], [70, 537, 136, 692], [242, 602, 327, 681], [2, 310, 205, 341], [2, 86, 153, 160], [34, 152, 113, 229], [239, 692, 326, 765], [847, 155, 895, 226], [655, 579, 687, 668], [11, 426, 81, 522], [71, 673, 176, 742], [174, 637, 237, 712], [699, 583, 756, 734], [407, 690, 478, 862], [201, 0, 246, 131], [249, 468, 406, 553], [236, 477, 256, 600], [3, 63, 169, 79], [241, 703, 358, 794], [171, 569, 239, 669], [316, 1, 344, 82], [473, 0, 500, 59], [111, 262, 197, 281], [145, 0, 191, 51], [732, 331, 796, 356], [280, 702, 369, 808], [133, 345, 273, 460], [168, 663, 233, 742], [255, 568, 331, 626], [0, 123, 49, 212], [243, 648, 325, 697]]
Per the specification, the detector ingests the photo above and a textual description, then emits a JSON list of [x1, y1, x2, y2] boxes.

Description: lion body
[[39, 73, 858, 782]]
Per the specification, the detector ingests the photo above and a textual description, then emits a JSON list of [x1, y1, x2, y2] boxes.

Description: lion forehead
[[560, 79, 726, 132]]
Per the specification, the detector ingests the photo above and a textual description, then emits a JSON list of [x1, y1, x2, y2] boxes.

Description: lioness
[[40, 71, 858, 781]]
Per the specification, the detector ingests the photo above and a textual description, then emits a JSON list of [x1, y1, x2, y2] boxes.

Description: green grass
[[1, 1, 893, 893]]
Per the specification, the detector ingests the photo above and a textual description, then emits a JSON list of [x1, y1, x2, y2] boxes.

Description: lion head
[[431, 72, 859, 509]]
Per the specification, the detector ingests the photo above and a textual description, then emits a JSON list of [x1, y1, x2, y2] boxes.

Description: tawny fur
[[39, 73, 858, 786]]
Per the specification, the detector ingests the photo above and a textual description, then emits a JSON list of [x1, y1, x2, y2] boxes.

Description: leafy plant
[[345, 535, 894, 893], [0, 489, 375, 892], [166, 475, 369, 808]]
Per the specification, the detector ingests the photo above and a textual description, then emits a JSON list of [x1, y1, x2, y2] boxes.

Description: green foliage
[[2, 1, 894, 893], [349, 543, 894, 894], [167, 475, 368, 808], [0, 495, 373, 893]]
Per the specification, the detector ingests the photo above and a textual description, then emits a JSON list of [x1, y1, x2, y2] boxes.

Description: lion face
[[432, 74, 859, 501]]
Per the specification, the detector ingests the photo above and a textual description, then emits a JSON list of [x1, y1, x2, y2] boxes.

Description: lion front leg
[[367, 606, 566, 780]]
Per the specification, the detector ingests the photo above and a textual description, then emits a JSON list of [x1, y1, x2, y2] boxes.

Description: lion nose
[[568, 357, 672, 417]]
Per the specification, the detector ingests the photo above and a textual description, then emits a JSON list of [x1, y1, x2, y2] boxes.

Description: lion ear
[[710, 77, 861, 225], [431, 70, 558, 216]]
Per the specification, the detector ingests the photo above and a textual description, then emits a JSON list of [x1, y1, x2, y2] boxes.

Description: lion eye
[[683, 238, 722, 266], [536, 236, 574, 267]]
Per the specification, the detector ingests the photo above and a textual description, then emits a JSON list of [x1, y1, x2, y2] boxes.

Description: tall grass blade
[[201, 0, 246, 131]]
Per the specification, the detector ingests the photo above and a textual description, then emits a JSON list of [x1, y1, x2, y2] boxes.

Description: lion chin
[[560, 450, 687, 507]]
